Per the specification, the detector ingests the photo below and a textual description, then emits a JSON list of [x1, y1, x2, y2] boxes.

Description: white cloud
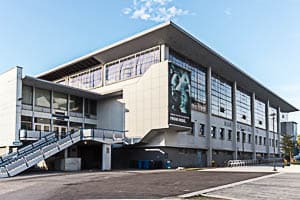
[[122, 0, 190, 22], [224, 8, 232, 16]]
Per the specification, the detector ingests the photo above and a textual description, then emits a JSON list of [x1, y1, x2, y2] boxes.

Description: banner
[[168, 62, 192, 128]]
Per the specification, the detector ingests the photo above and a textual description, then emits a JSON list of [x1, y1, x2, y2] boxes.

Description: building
[[0, 21, 298, 177], [281, 121, 298, 155]]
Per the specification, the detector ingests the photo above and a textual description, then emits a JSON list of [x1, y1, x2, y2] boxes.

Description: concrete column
[[15, 67, 22, 144], [232, 81, 238, 160], [67, 94, 70, 132], [50, 90, 54, 132], [82, 98, 85, 128], [160, 44, 169, 61], [32, 87, 36, 131], [206, 67, 212, 167], [102, 143, 111, 171], [266, 100, 270, 158], [277, 107, 281, 157], [64, 149, 68, 158], [251, 93, 256, 160]]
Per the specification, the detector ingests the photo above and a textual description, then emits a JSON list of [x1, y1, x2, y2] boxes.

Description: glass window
[[269, 106, 278, 132], [85, 99, 97, 116], [255, 99, 266, 129], [219, 128, 225, 140], [248, 134, 251, 143], [70, 95, 83, 113], [237, 131, 240, 142], [35, 88, 51, 108], [211, 75, 232, 119], [169, 49, 207, 112], [105, 47, 160, 84], [53, 92, 67, 111], [228, 130, 232, 140], [259, 136, 262, 145], [69, 67, 102, 89], [236, 89, 251, 125], [211, 126, 216, 138], [21, 116, 32, 130], [22, 85, 33, 105], [199, 124, 205, 136]]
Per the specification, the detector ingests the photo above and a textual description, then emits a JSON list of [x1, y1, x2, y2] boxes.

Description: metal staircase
[[0, 128, 125, 178]]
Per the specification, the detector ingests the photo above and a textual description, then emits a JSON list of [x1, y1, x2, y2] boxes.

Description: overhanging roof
[[36, 21, 298, 112]]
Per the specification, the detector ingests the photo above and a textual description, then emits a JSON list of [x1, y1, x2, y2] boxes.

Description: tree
[[297, 135, 300, 147], [280, 135, 294, 159]]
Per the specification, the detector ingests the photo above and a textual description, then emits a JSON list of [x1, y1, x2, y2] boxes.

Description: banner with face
[[168, 62, 192, 128]]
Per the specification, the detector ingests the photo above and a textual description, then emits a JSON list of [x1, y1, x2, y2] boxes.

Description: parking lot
[[0, 169, 271, 199]]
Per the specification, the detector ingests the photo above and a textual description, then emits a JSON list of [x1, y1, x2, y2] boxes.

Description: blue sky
[[0, 0, 299, 127]]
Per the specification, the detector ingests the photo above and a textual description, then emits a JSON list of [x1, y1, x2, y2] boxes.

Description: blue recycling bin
[[137, 160, 143, 169], [165, 160, 171, 169], [143, 160, 150, 169]]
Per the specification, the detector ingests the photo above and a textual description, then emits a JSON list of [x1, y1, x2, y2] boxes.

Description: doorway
[[77, 141, 102, 170]]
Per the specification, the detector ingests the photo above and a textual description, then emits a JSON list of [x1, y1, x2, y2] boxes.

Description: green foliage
[[297, 135, 300, 147], [280, 134, 294, 157]]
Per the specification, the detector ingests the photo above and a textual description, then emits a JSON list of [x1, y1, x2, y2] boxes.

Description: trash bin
[[137, 160, 143, 169], [143, 160, 150, 169], [165, 160, 171, 169]]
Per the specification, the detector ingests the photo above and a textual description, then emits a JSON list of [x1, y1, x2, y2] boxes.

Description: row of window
[[192, 123, 278, 147], [22, 85, 97, 115], [169, 50, 278, 131], [105, 47, 160, 84]]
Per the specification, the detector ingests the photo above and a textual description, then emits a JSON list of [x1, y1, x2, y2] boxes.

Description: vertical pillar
[[232, 81, 238, 160], [160, 44, 169, 61], [15, 67, 23, 144], [277, 107, 281, 157], [266, 100, 270, 158], [67, 94, 70, 132], [102, 143, 111, 171], [251, 93, 256, 160], [82, 98, 85, 128], [206, 67, 212, 167], [50, 90, 54, 132], [32, 87, 36, 131]]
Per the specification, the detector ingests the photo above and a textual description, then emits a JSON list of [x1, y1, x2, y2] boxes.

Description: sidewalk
[[201, 164, 300, 173]]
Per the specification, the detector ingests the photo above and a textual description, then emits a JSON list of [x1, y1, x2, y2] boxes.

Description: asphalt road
[[0, 170, 271, 199]]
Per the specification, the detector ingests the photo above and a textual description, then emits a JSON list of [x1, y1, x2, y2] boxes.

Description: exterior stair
[[0, 128, 124, 178]]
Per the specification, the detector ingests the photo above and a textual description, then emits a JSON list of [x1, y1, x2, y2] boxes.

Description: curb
[[178, 172, 282, 198]]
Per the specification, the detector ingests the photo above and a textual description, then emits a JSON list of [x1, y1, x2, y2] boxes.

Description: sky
[[0, 0, 299, 130]]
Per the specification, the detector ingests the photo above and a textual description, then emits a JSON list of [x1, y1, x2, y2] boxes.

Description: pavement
[[0, 169, 270, 200], [189, 165, 300, 200]]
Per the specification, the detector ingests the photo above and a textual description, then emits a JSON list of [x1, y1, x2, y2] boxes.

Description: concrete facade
[[0, 22, 298, 169]]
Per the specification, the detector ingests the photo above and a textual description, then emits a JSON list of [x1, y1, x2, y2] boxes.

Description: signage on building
[[168, 62, 192, 128]]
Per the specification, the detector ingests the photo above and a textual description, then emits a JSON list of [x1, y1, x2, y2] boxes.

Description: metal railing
[[227, 158, 283, 167], [0, 128, 126, 178]]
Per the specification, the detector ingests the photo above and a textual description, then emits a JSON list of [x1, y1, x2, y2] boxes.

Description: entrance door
[[54, 126, 68, 138], [78, 142, 102, 170]]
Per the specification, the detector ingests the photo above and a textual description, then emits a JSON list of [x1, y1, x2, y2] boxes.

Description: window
[[35, 88, 51, 108], [228, 130, 232, 140], [237, 131, 240, 142], [259, 136, 262, 145], [85, 99, 97, 116], [248, 134, 251, 143], [53, 92, 67, 111], [255, 135, 258, 144], [106, 47, 160, 84], [199, 124, 205, 136], [255, 99, 266, 129], [263, 137, 266, 146], [169, 49, 206, 112], [242, 132, 246, 143], [269, 107, 278, 133], [22, 85, 33, 105], [276, 140, 278, 147], [211, 126, 216, 138], [69, 67, 102, 89], [236, 89, 251, 125], [211, 75, 232, 119], [21, 116, 32, 130], [220, 128, 225, 140], [70, 95, 83, 113]]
